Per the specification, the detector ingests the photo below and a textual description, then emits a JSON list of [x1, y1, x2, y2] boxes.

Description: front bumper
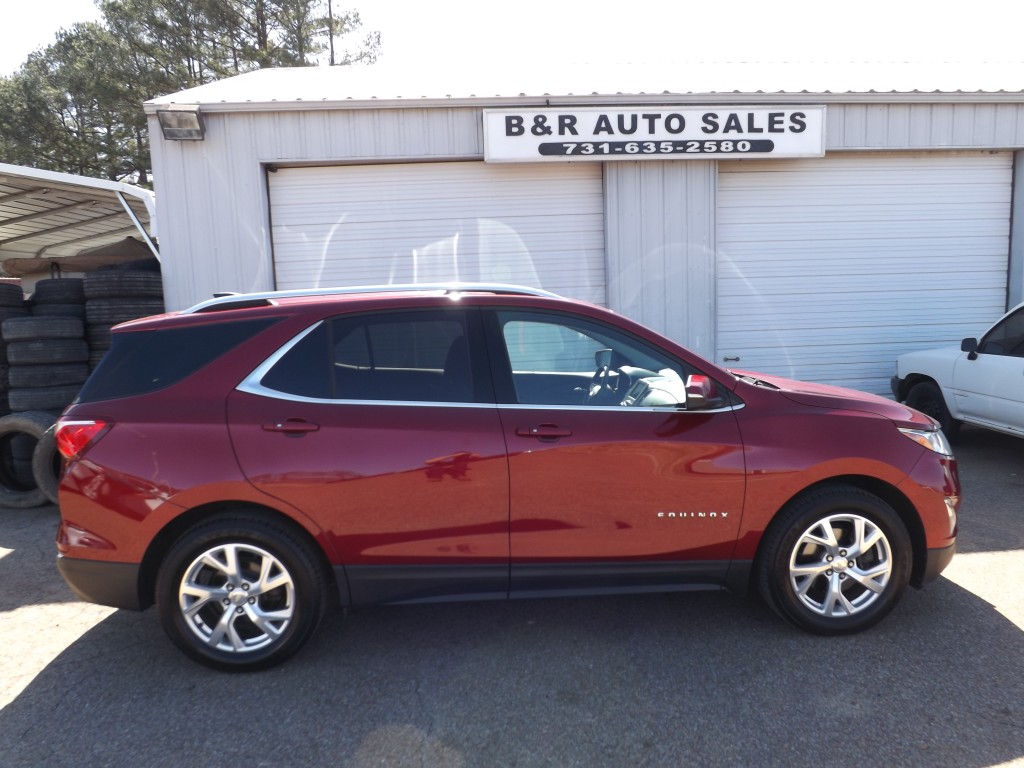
[[914, 541, 957, 588]]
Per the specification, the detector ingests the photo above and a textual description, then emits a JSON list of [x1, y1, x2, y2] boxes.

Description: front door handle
[[262, 419, 320, 436], [516, 424, 572, 440]]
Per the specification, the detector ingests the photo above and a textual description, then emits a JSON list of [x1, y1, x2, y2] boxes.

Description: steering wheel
[[585, 362, 625, 404]]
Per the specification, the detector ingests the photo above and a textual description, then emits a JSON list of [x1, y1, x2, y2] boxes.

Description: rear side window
[[256, 309, 476, 403], [77, 318, 279, 403]]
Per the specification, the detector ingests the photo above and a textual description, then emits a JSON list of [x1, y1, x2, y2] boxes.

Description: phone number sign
[[483, 106, 825, 162]]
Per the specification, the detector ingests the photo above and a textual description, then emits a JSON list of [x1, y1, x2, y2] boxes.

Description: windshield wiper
[[736, 374, 780, 390]]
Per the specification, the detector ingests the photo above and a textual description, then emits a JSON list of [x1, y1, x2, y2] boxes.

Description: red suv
[[55, 284, 959, 670]]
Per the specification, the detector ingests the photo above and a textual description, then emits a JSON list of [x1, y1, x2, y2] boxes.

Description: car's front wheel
[[757, 486, 911, 635], [156, 514, 328, 671]]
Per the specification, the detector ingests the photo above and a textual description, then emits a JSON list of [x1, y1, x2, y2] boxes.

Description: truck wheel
[[906, 381, 959, 437]]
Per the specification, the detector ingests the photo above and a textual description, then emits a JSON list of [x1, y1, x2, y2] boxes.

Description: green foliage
[[0, 1, 379, 185]]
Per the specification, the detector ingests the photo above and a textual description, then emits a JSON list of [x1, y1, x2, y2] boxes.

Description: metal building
[[145, 63, 1024, 395]]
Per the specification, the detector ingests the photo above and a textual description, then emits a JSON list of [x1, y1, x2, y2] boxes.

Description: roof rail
[[184, 282, 562, 314]]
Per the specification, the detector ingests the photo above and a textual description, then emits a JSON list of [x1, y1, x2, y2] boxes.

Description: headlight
[[898, 427, 953, 456]]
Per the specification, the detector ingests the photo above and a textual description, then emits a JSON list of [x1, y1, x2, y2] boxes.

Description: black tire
[[0, 306, 29, 323], [106, 257, 162, 273], [86, 324, 112, 350], [84, 271, 164, 299], [31, 423, 61, 506], [9, 363, 90, 388], [6, 339, 89, 365], [0, 284, 24, 308], [906, 380, 959, 438], [31, 278, 85, 304], [85, 298, 165, 326], [0, 411, 56, 508], [32, 303, 87, 319], [756, 485, 911, 635], [2, 315, 84, 342], [8, 385, 83, 411], [156, 514, 328, 671]]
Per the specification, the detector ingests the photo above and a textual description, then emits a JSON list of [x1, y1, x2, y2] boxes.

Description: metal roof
[[145, 61, 1024, 113], [0, 163, 157, 268]]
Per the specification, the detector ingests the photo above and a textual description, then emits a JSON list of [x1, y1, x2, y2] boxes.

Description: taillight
[[56, 420, 110, 459]]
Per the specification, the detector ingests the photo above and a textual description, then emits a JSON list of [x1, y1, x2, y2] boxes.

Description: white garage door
[[269, 161, 606, 304], [716, 152, 1011, 395]]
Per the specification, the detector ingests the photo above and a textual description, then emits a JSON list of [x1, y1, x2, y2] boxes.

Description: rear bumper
[[914, 541, 957, 588], [57, 556, 144, 610]]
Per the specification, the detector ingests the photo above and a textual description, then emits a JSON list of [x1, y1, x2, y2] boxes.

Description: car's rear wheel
[[757, 485, 911, 635], [906, 380, 959, 437], [156, 515, 328, 671]]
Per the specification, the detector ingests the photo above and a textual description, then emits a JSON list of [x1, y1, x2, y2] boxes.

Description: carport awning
[[0, 163, 157, 271]]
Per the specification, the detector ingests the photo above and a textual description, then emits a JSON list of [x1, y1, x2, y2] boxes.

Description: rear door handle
[[262, 419, 320, 436], [516, 424, 572, 440]]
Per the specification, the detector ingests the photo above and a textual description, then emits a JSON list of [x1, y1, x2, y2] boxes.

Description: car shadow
[[0, 583, 1021, 768]]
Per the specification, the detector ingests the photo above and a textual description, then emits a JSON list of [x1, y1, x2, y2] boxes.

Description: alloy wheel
[[178, 542, 296, 653], [787, 513, 894, 618]]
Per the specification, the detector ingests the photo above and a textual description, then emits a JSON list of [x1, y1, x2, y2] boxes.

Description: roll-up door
[[716, 152, 1011, 395], [268, 161, 606, 304]]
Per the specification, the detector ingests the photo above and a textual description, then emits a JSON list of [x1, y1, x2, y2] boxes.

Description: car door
[[953, 306, 1024, 433], [226, 306, 511, 604], [484, 308, 747, 594]]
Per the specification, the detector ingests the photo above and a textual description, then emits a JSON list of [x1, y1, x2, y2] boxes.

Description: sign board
[[484, 106, 826, 162]]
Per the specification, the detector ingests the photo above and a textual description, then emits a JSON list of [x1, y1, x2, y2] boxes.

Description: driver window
[[504, 321, 604, 373], [497, 310, 688, 407], [979, 308, 1024, 357]]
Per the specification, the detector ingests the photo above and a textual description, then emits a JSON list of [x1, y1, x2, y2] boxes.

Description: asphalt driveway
[[0, 426, 1021, 767]]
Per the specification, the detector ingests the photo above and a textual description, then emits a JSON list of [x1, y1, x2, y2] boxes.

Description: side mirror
[[961, 337, 978, 360], [685, 374, 725, 410]]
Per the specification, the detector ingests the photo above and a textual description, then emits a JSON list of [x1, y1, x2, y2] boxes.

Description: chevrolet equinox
[[54, 284, 959, 670]]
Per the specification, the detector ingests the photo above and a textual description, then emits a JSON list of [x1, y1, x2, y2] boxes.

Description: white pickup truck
[[892, 302, 1024, 439]]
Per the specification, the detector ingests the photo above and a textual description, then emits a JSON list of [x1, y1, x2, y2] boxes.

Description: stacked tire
[[0, 271, 164, 509], [0, 312, 89, 508], [0, 282, 31, 417], [85, 270, 164, 369], [0, 285, 34, 506], [5, 315, 89, 412], [29, 277, 86, 321]]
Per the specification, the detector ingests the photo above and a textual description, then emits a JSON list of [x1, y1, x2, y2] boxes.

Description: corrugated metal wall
[[605, 161, 717, 358], [149, 100, 1024, 311], [268, 162, 606, 303], [150, 108, 483, 309], [716, 151, 1012, 394]]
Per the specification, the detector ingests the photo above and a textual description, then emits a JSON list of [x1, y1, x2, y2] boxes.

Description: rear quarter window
[[77, 318, 279, 402]]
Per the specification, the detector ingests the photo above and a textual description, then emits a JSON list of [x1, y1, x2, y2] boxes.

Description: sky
[[2, 0, 1023, 78]]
